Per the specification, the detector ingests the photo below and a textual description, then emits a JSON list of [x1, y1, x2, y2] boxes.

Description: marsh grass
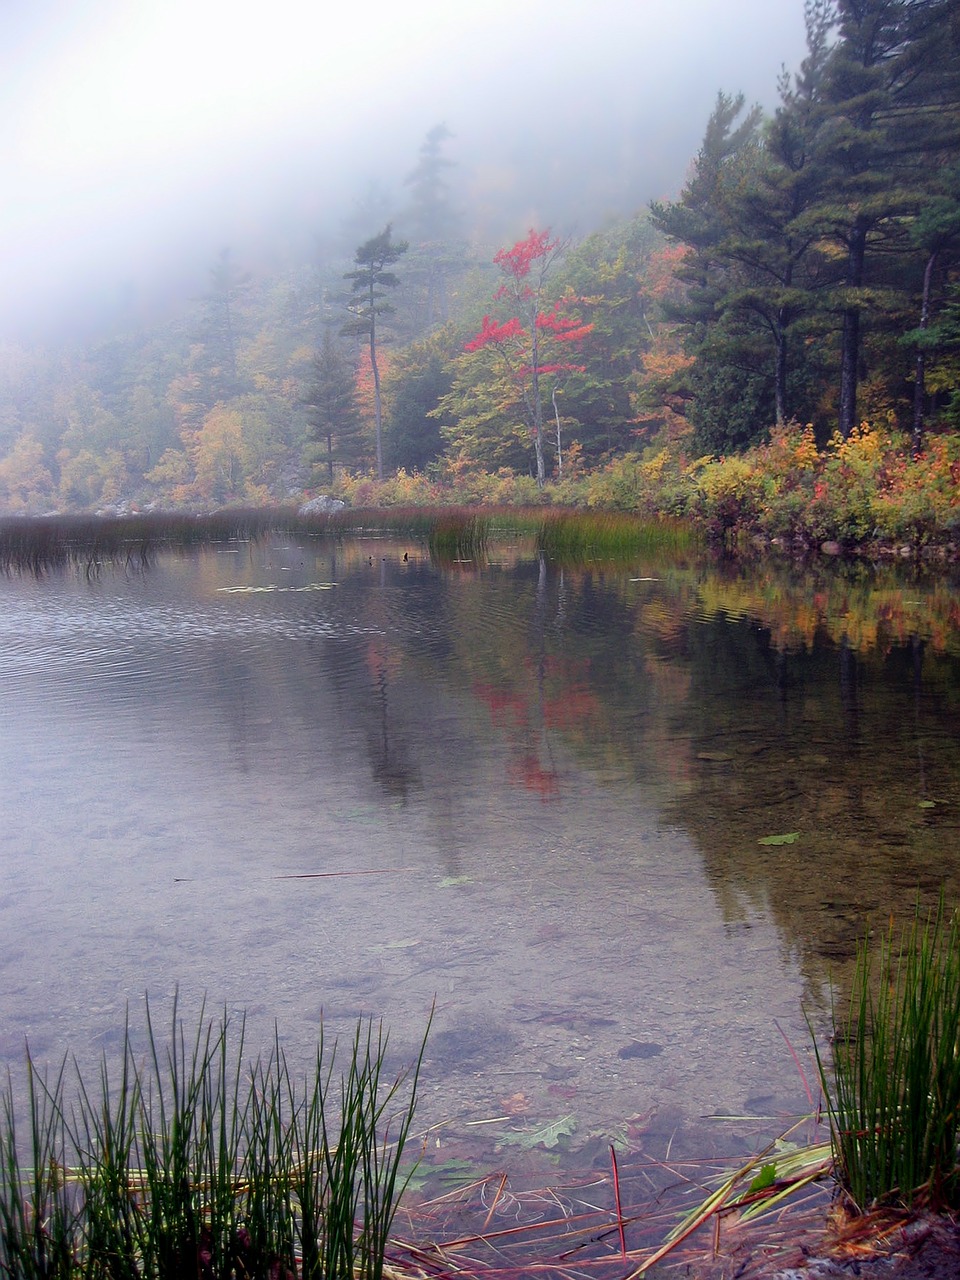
[[811, 899, 960, 1212], [0, 997, 428, 1279], [0, 510, 299, 576], [424, 513, 489, 565], [0, 506, 702, 576], [535, 512, 698, 561]]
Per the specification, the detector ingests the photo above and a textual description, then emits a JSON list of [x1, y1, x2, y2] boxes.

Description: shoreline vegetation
[[3, 422, 960, 572]]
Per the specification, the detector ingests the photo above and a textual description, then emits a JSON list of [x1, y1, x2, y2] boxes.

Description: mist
[[0, 0, 807, 340]]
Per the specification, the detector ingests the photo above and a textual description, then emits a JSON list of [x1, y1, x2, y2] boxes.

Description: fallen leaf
[[758, 832, 801, 847], [498, 1114, 577, 1150]]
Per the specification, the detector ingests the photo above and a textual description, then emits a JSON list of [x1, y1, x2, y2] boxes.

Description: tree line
[[0, 0, 957, 514]]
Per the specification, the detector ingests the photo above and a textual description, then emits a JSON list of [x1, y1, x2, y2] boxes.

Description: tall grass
[[535, 512, 697, 561], [425, 513, 489, 565], [811, 899, 960, 1212], [0, 997, 428, 1279], [0, 506, 704, 576]]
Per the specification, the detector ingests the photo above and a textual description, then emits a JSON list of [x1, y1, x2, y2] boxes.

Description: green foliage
[[383, 331, 454, 471], [0, 997, 428, 1279], [811, 899, 960, 1211], [304, 330, 362, 484]]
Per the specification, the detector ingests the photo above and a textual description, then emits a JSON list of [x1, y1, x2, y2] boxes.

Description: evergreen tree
[[384, 330, 453, 472], [811, 0, 960, 436], [651, 92, 768, 450], [342, 226, 408, 480], [400, 124, 464, 333], [303, 329, 362, 484], [198, 248, 252, 406]]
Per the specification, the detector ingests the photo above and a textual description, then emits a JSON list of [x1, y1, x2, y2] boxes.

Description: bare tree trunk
[[774, 323, 787, 428], [531, 357, 545, 489], [368, 302, 384, 481], [552, 385, 563, 478], [838, 222, 867, 439], [912, 250, 937, 459]]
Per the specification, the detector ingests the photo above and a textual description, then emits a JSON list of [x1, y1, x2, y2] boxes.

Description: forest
[[0, 0, 958, 539]]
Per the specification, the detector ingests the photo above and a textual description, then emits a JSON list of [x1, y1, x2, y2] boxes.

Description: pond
[[2, 533, 960, 1202]]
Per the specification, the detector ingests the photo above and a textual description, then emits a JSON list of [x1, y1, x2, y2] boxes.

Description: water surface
[[2, 536, 959, 1187]]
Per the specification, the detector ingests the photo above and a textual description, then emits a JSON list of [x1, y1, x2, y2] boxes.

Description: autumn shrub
[[333, 469, 445, 508], [689, 452, 770, 540], [869, 435, 960, 545], [579, 444, 695, 516]]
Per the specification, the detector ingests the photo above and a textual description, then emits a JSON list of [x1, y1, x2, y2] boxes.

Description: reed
[[0, 506, 705, 575], [0, 1055, 77, 1278], [0, 510, 299, 576], [425, 513, 489, 565], [811, 898, 960, 1211], [535, 511, 697, 561], [0, 996, 428, 1279]]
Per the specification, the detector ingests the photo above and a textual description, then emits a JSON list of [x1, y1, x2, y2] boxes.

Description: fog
[[0, 0, 807, 339]]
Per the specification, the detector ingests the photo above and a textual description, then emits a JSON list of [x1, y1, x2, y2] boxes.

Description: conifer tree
[[343, 226, 407, 480], [304, 329, 362, 484], [401, 124, 463, 333]]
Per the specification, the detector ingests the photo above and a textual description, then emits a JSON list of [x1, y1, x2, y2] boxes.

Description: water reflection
[[1, 539, 959, 1180]]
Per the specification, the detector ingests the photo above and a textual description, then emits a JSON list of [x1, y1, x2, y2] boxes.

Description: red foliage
[[464, 315, 526, 352], [493, 229, 559, 280], [536, 302, 593, 345]]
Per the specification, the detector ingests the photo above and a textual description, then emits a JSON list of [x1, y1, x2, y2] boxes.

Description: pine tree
[[198, 248, 252, 406], [304, 330, 362, 484], [401, 124, 463, 333], [342, 226, 408, 480], [811, 0, 960, 436]]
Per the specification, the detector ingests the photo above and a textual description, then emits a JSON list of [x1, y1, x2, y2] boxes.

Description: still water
[[1, 535, 960, 1185]]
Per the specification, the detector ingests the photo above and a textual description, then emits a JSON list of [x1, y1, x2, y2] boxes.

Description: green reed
[[811, 898, 960, 1211], [0, 996, 427, 1279], [535, 512, 697, 561], [425, 513, 489, 565]]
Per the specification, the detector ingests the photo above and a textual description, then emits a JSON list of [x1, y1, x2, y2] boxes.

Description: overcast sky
[[0, 0, 808, 339]]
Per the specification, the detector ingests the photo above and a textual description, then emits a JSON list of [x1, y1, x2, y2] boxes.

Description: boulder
[[299, 494, 346, 516]]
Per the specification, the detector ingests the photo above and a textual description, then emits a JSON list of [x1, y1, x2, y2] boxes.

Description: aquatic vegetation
[[425, 512, 489, 565], [0, 509, 300, 576], [535, 510, 698, 561], [0, 996, 427, 1279], [810, 898, 960, 1211]]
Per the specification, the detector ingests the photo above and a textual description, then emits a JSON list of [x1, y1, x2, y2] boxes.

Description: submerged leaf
[[438, 875, 473, 887], [402, 1158, 476, 1193], [498, 1113, 577, 1150], [758, 832, 801, 847]]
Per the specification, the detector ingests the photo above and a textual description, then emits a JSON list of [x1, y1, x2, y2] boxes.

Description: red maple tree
[[465, 229, 592, 487]]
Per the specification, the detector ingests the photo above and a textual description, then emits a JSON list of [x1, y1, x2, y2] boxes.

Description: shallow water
[[1, 536, 959, 1190]]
